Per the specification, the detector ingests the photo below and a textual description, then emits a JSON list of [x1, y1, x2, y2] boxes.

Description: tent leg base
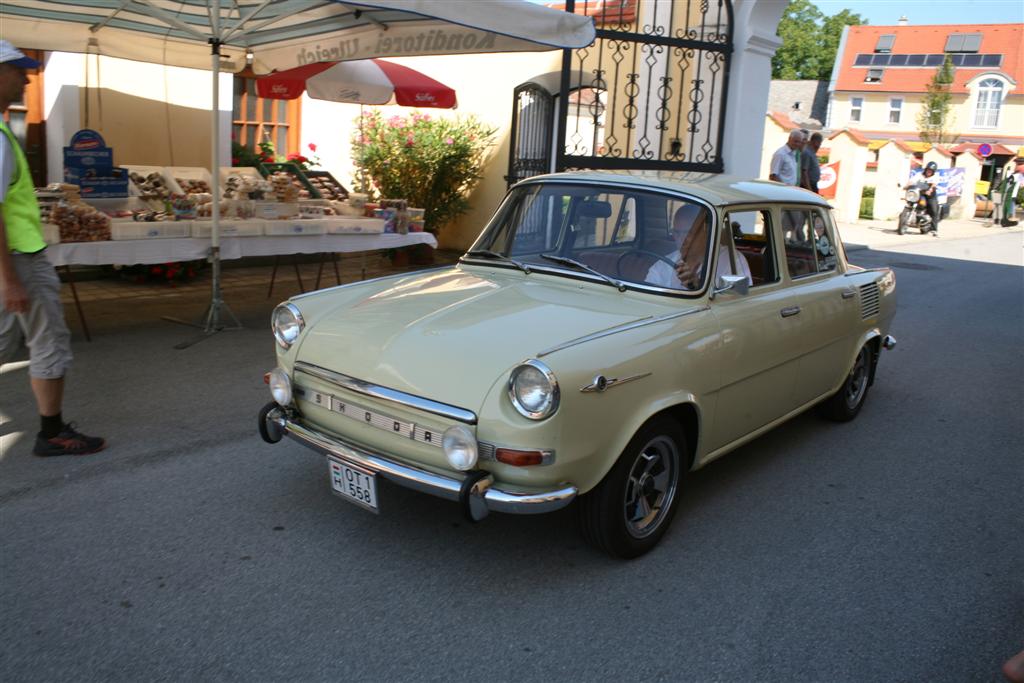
[[164, 300, 242, 350]]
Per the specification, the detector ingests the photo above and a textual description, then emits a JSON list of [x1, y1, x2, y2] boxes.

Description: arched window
[[974, 78, 1004, 128]]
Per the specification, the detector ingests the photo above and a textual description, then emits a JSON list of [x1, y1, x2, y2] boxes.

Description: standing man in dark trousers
[[0, 41, 106, 456], [801, 132, 823, 194]]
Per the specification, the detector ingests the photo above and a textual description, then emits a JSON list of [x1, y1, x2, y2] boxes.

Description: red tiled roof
[[767, 111, 798, 130], [833, 128, 1024, 145], [929, 146, 954, 157], [829, 128, 871, 145], [834, 23, 1023, 94], [950, 142, 1017, 155], [890, 139, 915, 154]]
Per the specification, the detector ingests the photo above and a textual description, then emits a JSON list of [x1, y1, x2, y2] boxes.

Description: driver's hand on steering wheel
[[675, 260, 700, 289]]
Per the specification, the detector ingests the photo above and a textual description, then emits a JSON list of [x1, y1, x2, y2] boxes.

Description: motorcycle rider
[[906, 161, 941, 236]]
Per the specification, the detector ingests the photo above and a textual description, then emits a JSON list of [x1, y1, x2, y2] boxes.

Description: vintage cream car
[[259, 171, 897, 558]]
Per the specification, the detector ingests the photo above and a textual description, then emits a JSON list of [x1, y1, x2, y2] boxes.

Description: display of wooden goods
[[51, 201, 112, 242], [259, 162, 321, 199], [304, 170, 348, 201], [128, 171, 175, 200]]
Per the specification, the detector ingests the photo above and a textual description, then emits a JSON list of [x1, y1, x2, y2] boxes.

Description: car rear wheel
[[820, 344, 873, 422], [578, 416, 687, 558]]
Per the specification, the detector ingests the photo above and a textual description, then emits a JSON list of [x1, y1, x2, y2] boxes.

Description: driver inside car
[[646, 204, 752, 290]]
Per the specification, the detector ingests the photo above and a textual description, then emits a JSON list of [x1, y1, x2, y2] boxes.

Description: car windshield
[[465, 182, 715, 293]]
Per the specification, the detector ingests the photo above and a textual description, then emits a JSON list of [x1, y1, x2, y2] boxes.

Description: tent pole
[[167, 4, 241, 349]]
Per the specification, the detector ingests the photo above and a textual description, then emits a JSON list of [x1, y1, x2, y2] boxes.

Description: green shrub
[[859, 193, 874, 219], [352, 110, 496, 234]]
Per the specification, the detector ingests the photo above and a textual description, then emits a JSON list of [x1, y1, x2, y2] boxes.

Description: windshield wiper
[[539, 253, 626, 292], [463, 249, 531, 274]]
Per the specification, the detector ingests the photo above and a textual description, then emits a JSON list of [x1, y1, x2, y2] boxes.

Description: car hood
[[295, 267, 680, 411]]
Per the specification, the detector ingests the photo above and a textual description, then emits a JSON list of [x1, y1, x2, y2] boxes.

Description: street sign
[[978, 143, 993, 157]]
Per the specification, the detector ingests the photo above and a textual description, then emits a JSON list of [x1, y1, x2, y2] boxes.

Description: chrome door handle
[[780, 306, 801, 318], [841, 290, 856, 299]]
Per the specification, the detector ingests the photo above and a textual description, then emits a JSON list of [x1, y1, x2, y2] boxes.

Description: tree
[[772, 0, 866, 81], [918, 55, 959, 145]]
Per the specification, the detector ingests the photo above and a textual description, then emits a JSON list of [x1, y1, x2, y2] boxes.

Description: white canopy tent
[[0, 0, 595, 346]]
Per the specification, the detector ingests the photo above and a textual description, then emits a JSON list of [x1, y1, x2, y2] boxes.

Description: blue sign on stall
[[63, 129, 129, 197], [977, 143, 993, 158]]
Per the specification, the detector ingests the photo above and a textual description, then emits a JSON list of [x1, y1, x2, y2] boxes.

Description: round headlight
[[272, 303, 304, 349], [442, 424, 478, 471], [508, 360, 560, 420], [269, 367, 293, 406]]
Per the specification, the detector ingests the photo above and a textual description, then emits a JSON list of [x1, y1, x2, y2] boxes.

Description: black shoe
[[33, 423, 107, 457]]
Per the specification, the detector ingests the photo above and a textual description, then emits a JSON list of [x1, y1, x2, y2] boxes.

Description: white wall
[[723, 0, 787, 177], [43, 53, 232, 181]]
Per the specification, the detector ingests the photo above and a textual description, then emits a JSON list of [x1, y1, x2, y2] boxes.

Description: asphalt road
[[1, 233, 1022, 682]]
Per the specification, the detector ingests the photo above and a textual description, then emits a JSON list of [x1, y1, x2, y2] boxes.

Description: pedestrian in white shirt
[[770, 130, 806, 186]]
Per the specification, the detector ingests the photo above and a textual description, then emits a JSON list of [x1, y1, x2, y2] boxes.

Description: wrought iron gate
[[507, 0, 733, 185], [507, 83, 555, 185]]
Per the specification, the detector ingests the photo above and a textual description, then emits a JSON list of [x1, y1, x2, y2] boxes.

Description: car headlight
[[442, 424, 478, 470], [272, 303, 304, 350], [269, 367, 293, 406], [508, 359, 560, 420]]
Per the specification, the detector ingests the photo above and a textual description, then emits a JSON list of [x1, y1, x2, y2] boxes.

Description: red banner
[[819, 161, 839, 199]]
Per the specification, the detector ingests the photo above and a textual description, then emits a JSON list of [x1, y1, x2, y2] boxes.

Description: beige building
[[825, 22, 1023, 150]]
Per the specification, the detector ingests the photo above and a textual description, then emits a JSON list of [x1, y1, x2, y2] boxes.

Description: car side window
[[781, 207, 837, 278], [723, 209, 777, 287], [781, 208, 815, 278], [810, 210, 838, 273]]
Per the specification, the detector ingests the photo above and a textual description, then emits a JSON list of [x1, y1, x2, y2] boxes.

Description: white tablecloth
[[44, 232, 437, 267]]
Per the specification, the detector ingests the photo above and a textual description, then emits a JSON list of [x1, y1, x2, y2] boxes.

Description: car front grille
[[859, 282, 880, 319]]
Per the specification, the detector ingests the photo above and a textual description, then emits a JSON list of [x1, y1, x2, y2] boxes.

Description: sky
[[810, 0, 1024, 26]]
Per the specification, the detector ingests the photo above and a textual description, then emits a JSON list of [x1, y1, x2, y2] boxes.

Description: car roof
[[516, 170, 832, 208]]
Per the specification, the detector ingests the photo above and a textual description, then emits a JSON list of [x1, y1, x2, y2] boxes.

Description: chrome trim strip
[[296, 385, 444, 449], [282, 418, 577, 515], [537, 306, 709, 358], [294, 361, 478, 425], [580, 372, 652, 393]]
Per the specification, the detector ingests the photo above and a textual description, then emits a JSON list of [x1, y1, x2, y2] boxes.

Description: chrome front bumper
[[261, 404, 577, 520]]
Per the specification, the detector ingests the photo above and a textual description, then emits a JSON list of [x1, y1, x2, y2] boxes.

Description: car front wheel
[[579, 416, 687, 559]]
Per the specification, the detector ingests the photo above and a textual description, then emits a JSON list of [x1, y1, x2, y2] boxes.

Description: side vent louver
[[859, 282, 880, 319]]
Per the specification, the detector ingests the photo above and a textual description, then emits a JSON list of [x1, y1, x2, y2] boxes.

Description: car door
[[777, 205, 860, 406], [706, 206, 805, 452]]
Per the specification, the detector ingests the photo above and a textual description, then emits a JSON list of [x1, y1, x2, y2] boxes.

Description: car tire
[[820, 344, 873, 422], [578, 416, 687, 559]]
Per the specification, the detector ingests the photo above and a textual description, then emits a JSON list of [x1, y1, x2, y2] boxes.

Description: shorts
[[0, 249, 73, 379]]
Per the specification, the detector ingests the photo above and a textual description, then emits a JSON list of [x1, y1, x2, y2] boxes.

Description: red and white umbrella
[[257, 59, 457, 109]]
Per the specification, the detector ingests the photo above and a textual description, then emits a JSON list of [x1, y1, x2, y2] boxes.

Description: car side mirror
[[713, 274, 749, 297]]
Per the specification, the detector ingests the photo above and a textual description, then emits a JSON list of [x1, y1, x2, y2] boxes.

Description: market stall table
[[45, 228, 438, 340]]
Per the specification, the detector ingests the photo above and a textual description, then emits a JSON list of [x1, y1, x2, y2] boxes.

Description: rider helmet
[[924, 161, 938, 173]]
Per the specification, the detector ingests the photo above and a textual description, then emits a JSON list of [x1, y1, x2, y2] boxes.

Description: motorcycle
[[897, 182, 933, 235]]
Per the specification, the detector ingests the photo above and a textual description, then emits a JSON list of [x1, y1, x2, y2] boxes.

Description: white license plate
[[328, 458, 379, 513]]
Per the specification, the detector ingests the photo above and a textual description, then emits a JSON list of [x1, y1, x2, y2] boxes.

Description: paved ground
[[1, 229, 1022, 682], [836, 214, 1022, 253]]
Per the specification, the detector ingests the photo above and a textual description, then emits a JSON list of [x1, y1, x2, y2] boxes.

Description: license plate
[[328, 458, 379, 513]]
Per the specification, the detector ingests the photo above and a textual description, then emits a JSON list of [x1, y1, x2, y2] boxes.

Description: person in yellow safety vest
[[0, 41, 106, 457]]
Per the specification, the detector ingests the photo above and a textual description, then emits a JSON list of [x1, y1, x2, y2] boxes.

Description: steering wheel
[[615, 249, 678, 279]]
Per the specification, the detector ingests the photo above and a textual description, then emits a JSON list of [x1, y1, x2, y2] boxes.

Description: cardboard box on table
[[63, 129, 129, 198]]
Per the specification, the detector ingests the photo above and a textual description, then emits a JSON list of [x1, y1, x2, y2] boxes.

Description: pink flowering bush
[[352, 110, 496, 233]]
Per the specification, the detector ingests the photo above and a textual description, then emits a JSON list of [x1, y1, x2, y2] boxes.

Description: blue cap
[[0, 40, 40, 69]]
